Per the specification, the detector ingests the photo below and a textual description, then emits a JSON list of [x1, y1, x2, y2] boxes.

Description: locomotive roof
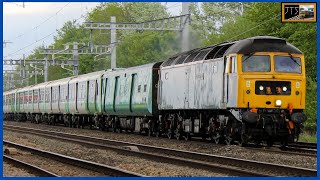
[[225, 36, 303, 55], [161, 36, 303, 67]]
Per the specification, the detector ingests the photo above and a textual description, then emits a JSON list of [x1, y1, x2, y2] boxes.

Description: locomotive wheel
[[266, 139, 274, 147], [175, 130, 182, 140], [280, 137, 288, 148], [201, 135, 207, 140], [253, 139, 261, 147], [224, 128, 234, 145], [238, 134, 248, 147], [117, 128, 123, 133], [225, 136, 233, 145], [148, 129, 153, 137], [184, 133, 191, 141], [210, 132, 221, 144], [167, 129, 174, 139], [155, 131, 161, 138]]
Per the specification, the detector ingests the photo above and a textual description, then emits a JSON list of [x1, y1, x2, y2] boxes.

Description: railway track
[[288, 142, 317, 149], [3, 140, 144, 177], [4, 125, 317, 176], [3, 155, 59, 177], [243, 143, 317, 158]]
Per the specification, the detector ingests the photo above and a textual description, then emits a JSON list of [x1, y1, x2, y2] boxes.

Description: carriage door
[[95, 80, 99, 111], [227, 56, 238, 107], [75, 83, 79, 112], [130, 74, 137, 112], [223, 56, 235, 107]]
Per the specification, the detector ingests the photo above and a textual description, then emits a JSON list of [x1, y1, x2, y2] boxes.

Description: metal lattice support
[[84, 14, 190, 31], [84, 13, 191, 69], [38, 43, 112, 78], [3, 59, 79, 66], [38, 45, 111, 55]]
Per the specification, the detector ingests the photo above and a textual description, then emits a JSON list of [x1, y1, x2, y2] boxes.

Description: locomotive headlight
[[275, 100, 282, 106], [259, 86, 264, 91], [282, 86, 287, 92]]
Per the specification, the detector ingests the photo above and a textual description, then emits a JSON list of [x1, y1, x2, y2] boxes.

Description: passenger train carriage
[[3, 36, 307, 147]]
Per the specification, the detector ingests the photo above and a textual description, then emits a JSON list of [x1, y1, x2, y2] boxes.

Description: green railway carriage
[[16, 88, 25, 114], [102, 63, 161, 117], [99, 63, 161, 133], [59, 78, 73, 114], [3, 90, 16, 120], [14, 87, 30, 121], [87, 71, 105, 115], [68, 71, 105, 115], [25, 85, 34, 114], [38, 82, 51, 114], [65, 71, 105, 127]]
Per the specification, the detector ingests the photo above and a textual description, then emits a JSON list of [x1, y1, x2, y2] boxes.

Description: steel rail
[[243, 145, 316, 158], [4, 155, 60, 177], [3, 140, 144, 177], [4, 126, 267, 176], [288, 142, 317, 149], [4, 125, 316, 176]]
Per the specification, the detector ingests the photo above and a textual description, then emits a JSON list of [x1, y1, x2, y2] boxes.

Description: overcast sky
[[3, 2, 182, 60]]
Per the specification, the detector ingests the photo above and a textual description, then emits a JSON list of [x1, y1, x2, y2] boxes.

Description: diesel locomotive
[[3, 36, 307, 147]]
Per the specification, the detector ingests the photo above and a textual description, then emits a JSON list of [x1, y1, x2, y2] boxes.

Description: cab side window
[[231, 56, 237, 73]]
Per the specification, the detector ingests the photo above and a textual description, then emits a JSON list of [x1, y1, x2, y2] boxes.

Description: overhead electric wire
[[11, 2, 71, 41], [6, 14, 86, 58], [7, 31, 56, 57], [166, 3, 181, 10], [3, 2, 24, 8], [226, 14, 281, 42]]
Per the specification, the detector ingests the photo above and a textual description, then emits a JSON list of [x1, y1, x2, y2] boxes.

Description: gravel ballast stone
[[4, 130, 228, 177], [4, 121, 317, 170], [3, 161, 36, 177]]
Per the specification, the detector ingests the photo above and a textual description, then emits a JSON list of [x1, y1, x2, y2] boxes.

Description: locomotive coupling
[[242, 111, 259, 123], [291, 113, 307, 124]]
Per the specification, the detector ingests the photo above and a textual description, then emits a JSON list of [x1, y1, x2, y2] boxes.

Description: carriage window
[[144, 84, 147, 92], [274, 56, 301, 73], [138, 85, 141, 93], [242, 55, 270, 72], [96, 80, 98, 95]]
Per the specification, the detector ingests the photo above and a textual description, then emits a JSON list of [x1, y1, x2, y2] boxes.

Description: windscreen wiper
[[288, 53, 301, 66], [242, 52, 255, 63]]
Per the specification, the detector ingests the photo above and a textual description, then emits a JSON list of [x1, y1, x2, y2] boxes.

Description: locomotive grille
[[255, 81, 291, 95]]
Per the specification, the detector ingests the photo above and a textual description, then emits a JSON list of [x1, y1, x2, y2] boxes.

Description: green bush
[[304, 77, 317, 133]]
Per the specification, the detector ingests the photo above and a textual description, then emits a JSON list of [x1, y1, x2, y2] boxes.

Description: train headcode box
[[281, 2, 317, 22]]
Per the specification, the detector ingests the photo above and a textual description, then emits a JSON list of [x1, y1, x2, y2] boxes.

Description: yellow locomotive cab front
[[237, 52, 306, 110]]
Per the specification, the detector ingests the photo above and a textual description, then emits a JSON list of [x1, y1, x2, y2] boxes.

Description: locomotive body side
[[159, 58, 225, 110]]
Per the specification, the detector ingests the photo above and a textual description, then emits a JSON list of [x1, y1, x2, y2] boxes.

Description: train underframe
[[4, 108, 306, 147]]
